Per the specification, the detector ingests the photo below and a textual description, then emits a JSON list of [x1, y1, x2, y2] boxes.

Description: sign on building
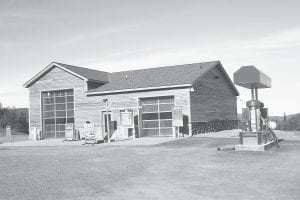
[[121, 110, 133, 127], [84, 122, 95, 137], [65, 123, 74, 140], [172, 106, 183, 127]]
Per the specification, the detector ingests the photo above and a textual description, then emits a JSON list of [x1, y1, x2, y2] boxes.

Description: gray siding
[[28, 67, 103, 138], [88, 88, 191, 137], [190, 65, 237, 122], [28, 66, 192, 138]]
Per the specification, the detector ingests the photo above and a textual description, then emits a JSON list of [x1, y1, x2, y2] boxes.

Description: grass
[[0, 128, 28, 144], [0, 137, 299, 200]]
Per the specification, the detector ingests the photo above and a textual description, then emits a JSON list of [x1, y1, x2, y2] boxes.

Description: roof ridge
[[53, 62, 108, 73], [110, 60, 220, 74]]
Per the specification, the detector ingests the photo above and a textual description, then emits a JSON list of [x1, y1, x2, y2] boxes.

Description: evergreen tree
[[17, 112, 29, 132]]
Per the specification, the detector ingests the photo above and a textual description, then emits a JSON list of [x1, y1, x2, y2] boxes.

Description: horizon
[[1, 0, 300, 116]]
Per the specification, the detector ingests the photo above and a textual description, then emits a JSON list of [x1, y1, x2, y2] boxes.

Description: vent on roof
[[125, 75, 128, 79]]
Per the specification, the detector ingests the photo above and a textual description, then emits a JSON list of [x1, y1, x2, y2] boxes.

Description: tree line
[[275, 113, 300, 131], [0, 102, 29, 134]]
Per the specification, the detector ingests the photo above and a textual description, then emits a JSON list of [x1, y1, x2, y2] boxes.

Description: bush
[[0, 104, 29, 133], [192, 120, 238, 134], [277, 114, 300, 131]]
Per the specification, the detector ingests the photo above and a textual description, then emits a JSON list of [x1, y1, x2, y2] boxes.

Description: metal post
[[105, 100, 110, 143], [136, 98, 140, 139], [255, 87, 258, 101], [251, 86, 255, 100]]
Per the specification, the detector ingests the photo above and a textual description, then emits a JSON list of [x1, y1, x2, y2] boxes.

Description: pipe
[[251, 86, 255, 100], [255, 87, 258, 101], [106, 100, 110, 143]]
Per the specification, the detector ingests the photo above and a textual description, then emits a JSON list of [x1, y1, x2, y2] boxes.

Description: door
[[41, 89, 74, 139], [102, 111, 111, 135], [140, 96, 174, 137]]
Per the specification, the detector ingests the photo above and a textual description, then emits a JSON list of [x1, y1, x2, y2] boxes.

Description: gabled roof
[[24, 61, 239, 96], [23, 62, 108, 88], [87, 61, 239, 96]]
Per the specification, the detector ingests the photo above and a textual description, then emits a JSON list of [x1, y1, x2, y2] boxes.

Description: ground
[[0, 132, 300, 200]]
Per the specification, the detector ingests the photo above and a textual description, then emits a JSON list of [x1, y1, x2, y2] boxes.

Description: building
[[24, 61, 239, 140]]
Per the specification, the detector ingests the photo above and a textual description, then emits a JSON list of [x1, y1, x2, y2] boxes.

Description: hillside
[[238, 112, 300, 131], [238, 113, 300, 121]]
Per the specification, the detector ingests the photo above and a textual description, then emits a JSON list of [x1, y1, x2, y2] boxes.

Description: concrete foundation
[[235, 140, 275, 151], [235, 131, 275, 151]]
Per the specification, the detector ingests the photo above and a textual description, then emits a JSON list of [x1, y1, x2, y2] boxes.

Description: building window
[[140, 96, 174, 136], [41, 89, 74, 139]]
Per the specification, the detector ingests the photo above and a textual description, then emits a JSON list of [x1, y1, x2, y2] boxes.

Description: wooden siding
[[87, 88, 191, 137], [190, 65, 237, 122], [28, 66, 191, 137], [28, 67, 103, 138]]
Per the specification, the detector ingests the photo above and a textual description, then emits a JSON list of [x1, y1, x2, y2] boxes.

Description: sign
[[172, 106, 183, 127], [84, 122, 95, 138], [121, 110, 133, 127], [65, 123, 74, 140], [6, 125, 11, 137]]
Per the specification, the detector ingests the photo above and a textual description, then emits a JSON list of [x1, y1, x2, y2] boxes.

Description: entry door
[[102, 112, 111, 134], [141, 96, 174, 137]]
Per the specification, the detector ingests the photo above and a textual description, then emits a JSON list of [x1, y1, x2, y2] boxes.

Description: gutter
[[86, 84, 192, 96]]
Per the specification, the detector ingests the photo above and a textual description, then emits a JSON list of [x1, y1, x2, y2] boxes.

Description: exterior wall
[[190, 65, 237, 122], [28, 64, 238, 137], [87, 88, 191, 137], [28, 67, 102, 139], [28, 66, 191, 138]]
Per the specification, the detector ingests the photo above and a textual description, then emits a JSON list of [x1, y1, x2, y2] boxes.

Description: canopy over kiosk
[[234, 66, 278, 151], [234, 66, 272, 89]]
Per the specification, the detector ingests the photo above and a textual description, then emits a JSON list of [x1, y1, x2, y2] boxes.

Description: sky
[[0, 0, 299, 116]]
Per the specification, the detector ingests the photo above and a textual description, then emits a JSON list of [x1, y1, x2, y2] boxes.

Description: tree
[[284, 114, 300, 131], [17, 112, 29, 133], [0, 104, 29, 133], [284, 112, 287, 121]]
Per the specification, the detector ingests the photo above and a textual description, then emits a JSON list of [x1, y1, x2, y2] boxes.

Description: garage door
[[41, 89, 74, 139], [141, 96, 174, 137]]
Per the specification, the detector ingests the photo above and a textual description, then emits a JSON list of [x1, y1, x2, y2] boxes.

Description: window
[[140, 96, 174, 136], [142, 113, 159, 120], [41, 89, 74, 139]]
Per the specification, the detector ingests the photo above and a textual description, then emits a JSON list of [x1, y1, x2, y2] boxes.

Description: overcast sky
[[0, 0, 299, 116]]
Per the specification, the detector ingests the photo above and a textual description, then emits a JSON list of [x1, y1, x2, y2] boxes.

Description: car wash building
[[24, 61, 239, 140]]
